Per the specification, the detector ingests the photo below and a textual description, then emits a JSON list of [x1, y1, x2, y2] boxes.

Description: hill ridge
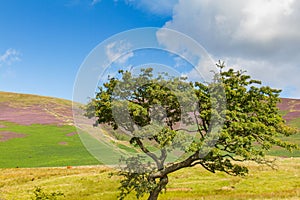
[[0, 91, 73, 125], [1, 91, 300, 125]]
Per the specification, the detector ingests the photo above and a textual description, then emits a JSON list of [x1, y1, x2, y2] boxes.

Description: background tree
[[85, 62, 298, 200]]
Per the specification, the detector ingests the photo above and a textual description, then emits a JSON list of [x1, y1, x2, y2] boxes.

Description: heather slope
[[278, 98, 300, 122], [0, 91, 73, 125], [0, 91, 99, 167]]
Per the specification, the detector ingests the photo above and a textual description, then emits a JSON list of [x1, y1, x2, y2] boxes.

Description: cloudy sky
[[1, 0, 300, 99]]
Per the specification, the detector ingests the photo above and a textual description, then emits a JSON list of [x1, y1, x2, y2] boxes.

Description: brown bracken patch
[[66, 132, 77, 137], [167, 187, 192, 191], [219, 186, 235, 191], [58, 141, 68, 145], [0, 131, 26, 142]]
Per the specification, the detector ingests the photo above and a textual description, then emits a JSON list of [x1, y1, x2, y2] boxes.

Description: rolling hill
[[0, 91, 100, 167], [0, 91, 73, 125], [278, 97, 300, 124], [0, 91, 299, 168]]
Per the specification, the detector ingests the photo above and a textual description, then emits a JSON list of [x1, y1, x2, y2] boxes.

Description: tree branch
[[220, 154, 246, 162], [174, 128, 198, 133], [159, 148, 167, 164], [193, 110, 204, 138], [132, 137, 161, 169], [150, 151, 200, 179], [198, 162, 215, 173]]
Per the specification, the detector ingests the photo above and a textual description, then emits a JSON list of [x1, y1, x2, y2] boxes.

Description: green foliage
[[32, 186, 64, 200], [87, 63, 298, 200], [113, 156, 157, 200]]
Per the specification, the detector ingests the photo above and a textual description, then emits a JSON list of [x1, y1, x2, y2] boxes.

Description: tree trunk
[[148, 175, 168, 200]]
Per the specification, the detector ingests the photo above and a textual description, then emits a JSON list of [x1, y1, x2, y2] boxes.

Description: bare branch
[[220, 154, 246, 162], [198, 162, 215, 173], [132, 137, 161, 168], [160, 148, 167, 165], [174, 128, 198, 133], [193, 110, 204, 138]]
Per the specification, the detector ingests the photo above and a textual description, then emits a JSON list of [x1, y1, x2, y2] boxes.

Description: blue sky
[[0, 0, 172, 99], [1, 0, 300, 100]]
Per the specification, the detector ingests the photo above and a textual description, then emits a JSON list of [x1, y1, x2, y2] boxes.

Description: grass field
[[268, 117, 300, 157], [0, 119, 299, 168], [0, 122, 99, 168], [0, 158, 299, 199]]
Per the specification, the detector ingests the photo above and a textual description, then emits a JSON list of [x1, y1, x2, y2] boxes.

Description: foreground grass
[[0, 158, 299, 200]]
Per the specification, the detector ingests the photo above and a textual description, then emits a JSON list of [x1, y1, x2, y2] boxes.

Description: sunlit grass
[[0, 158, 299, 199], [0, 91, 71, 106]]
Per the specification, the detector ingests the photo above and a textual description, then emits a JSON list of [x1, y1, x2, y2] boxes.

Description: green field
[[0, 120, 299, 168], [0, 122, 99, 168], [268, 117, 300, 157], [0, 158, 299, 200]]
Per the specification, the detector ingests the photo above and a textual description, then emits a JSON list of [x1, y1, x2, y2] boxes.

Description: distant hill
[[0, 91, 99, 167], [277, 98, 300, 122], [0, 91, 73, 125], [1, 91, 300, 126]]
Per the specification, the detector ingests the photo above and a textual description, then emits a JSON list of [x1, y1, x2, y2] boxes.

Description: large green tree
[[85, 62, 298, 200]]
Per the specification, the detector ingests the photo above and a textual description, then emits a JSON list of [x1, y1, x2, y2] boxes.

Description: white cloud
[[0, 48, 21, 67], [156, 28, 216, 82], [236, 0, 296, 42], [157, 0, 300, 98], [105, 40, 134, 64], [91, 0, 101, 6], [122, 0, 178, 16], [220, 56, 300, 98], [92, 0, 178, 15], [163, 0, 300, 56]]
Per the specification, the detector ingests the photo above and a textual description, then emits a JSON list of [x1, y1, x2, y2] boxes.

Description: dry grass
[[0, 158, 299, 199], [0, 91, 71, 106]]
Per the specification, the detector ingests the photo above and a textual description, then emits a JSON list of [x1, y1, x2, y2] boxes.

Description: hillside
[[0, 91, 99, 167], [278, 97, 300, 123], [1, 92, 300, 126], [0, 92, 299, 168], [0, 91, 73, 125]]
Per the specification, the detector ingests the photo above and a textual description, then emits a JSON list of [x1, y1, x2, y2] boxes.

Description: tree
[[85, 62, 298, 200]]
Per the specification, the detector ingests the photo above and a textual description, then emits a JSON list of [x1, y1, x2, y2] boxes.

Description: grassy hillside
[[0, 92, 300, 169], [271, 98, 300, 157], [0, 92, 99, 167], [0, 122, 99, 168]]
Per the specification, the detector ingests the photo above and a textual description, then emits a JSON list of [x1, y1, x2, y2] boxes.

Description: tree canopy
[[85, 62, 298, 200]]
